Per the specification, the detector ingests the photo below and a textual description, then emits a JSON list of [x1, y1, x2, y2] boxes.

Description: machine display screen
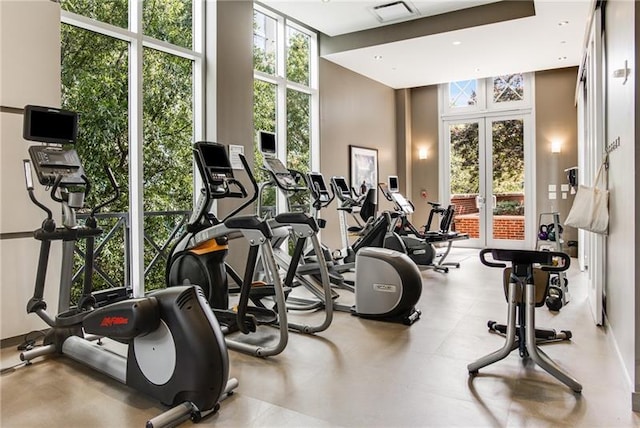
[[199, 143, 232, 175], [309, 173, 327, 191], [23, 105, 78, 144], [388, 176, 399, 193], [259, 131, 276, 155], [332, 177, 350, 196]]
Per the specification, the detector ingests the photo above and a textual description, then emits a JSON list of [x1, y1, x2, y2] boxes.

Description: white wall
[[602, 0, 637, 400], [0, 0, 62, 339]]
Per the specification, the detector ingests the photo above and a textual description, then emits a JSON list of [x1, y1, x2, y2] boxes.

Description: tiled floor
[[1, 248, 638, 427]]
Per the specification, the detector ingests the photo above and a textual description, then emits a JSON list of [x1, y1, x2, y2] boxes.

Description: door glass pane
[[449, 122, 479, 238], [253, 79, 277, 217], [143, 47, 194, 289], [61, 24, 129, 301], [286, 89, 311, 213], [61, 0, 128, 28], [492, 119, 525, 241], [253, 10, 277, 75], [143, 0, 193, 49], [449, 80, 477, 108], [286, 27, 310, 86]]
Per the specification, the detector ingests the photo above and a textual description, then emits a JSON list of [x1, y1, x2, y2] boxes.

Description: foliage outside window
[[61, 24, 129, 294], [61, 0, 200, 298], [491, 119, 524, 194], [253, 7, 317, 216], [143, 0, 193, 48], [60, 0, 127, 28], [449, 122, 480, 195], [493, 74, 525, 103]]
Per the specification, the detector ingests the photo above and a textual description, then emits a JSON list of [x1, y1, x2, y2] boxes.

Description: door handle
[[475, 195, 485, 209], [492, 195, 497, 209]]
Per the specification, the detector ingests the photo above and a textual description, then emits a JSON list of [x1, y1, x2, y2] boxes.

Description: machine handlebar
[[479, 248, 570, 272], [91, 166, 120, 216]]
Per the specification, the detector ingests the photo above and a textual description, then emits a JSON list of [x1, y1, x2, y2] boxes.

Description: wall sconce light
[[418, 148, 428, 160], [551, 140, 562, 154]]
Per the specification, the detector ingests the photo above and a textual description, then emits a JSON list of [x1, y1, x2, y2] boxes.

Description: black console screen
[[23, 105, 78, 144], [259, 131, 276, 155], [199, 143, 231, 171]]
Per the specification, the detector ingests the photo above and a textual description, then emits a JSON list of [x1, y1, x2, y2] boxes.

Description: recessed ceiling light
[[452, 41, 462, 46], [373, 55, 383, 60], [560, 40, 567, 44], [475, 67, 480, 72], [558, 20, 569, 26]]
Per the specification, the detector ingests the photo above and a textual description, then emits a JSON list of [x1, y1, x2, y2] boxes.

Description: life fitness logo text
[[100, 316, 129, 327], [373, 283, 397, 293]]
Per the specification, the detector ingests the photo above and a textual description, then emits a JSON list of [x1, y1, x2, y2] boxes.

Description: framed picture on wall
[[349, 145, 378, 196]]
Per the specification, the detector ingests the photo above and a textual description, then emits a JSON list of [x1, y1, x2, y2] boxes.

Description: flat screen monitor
[[388, 176, 399, 193], [197, 142, 232, 175], [332, 176, 350, 197], [23, 105, 78, 144], [309, 172, 327, 192], [259, 131, 276, 156]]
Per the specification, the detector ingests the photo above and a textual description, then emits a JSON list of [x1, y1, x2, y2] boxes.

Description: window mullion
[[129, 0, 145, 297], [61, 10, 135, 43], [142, 36, 201, 61]]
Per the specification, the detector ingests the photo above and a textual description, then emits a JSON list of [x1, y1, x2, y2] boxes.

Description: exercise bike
[[19, 105, 237, 427], [468, 248, 581, 393]]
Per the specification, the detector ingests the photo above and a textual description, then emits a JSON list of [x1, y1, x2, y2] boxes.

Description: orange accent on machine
[[189, 239, 229, 255]]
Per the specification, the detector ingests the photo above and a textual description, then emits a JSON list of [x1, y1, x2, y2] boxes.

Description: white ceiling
[[261, 0, 593, 89]]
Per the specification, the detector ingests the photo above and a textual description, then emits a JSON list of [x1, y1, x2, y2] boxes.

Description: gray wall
[[408, 85, 440, 229], [0, 0, 63, 339], [601, 0, 638, 405], [319, 59, 397, 251], [215, 0, 254, 272], [534, 67, 579, 245]]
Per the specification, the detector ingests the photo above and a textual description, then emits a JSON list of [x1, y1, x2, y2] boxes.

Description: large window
[[60, 0, 203, 295], [253, 6, 318, 216]]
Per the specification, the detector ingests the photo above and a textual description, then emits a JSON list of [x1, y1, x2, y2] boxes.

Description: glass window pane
[[492, 119, 524, 241], [253, 11, 277, 75], [286, 89, 311, 213], [60, 0, 128, 28], [143, 47, 193, 289], [493, 74, 524, 103], [254, 79, 277, 217], [61, 24, 129, 298], [449, 80, 477, 108], [143, 0, 193, 49], [449, 122, 479, 238], [286, 27, 310, 86]]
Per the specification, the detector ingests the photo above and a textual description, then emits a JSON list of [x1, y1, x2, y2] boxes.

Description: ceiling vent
[[371, 1, 417, 23]]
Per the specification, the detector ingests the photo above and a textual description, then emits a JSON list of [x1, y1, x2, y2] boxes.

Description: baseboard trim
[[632, 392, 640, 412]]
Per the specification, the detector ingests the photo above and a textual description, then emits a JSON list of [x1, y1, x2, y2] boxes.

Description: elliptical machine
[[299, 169, 423, 325], [19, 105, 237, 427], [167, 141, 309, 356]]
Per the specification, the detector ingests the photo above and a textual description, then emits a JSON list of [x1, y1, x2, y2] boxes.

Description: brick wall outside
[[454, 214, 525, 240], [451, 194, 524, 216]]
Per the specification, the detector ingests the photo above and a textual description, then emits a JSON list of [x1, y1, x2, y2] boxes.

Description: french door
[[443, 114, 534, 249]]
